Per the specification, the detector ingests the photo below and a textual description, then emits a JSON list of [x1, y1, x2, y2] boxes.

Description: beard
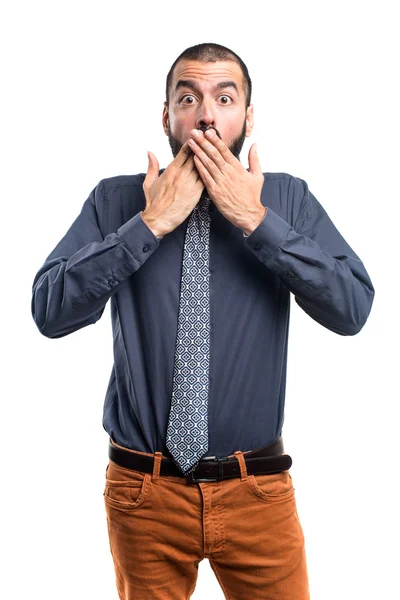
[[166, 118, 248, 161]]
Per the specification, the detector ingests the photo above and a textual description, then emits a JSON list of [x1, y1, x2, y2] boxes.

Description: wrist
[[243, 206, 267, 236], [141, 210, 166, 238]]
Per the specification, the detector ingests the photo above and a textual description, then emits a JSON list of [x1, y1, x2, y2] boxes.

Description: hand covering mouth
[[197, 125, 222, 139]]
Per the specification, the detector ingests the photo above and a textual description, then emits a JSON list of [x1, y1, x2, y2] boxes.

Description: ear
[[245, 104, 254, 138], [162, 102, 169, 135]]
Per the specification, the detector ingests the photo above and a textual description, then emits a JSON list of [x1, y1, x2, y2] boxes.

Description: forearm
[[244, 206, 374, 335], [32, 199, 161, 338]]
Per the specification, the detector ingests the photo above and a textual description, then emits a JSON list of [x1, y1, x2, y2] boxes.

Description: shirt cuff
[[117, 211, 162, 258], [138, 211, 164, 239], [243, 207, 292, 254], [243, 206, 268, 238]]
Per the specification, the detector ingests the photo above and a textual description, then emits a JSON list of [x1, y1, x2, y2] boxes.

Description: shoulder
[[98, 173, 146, 196], [257, 172, 310, 228], [261, 171, 308, 201], [261, 171, 306, 187]]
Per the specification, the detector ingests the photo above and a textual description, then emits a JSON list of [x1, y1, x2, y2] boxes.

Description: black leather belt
[[108, 436, 292, 484]]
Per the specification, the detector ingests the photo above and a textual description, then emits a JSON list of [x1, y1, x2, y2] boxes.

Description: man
[[31, 42, 375, 599]]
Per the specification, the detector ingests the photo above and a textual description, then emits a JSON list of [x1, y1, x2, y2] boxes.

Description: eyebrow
[[174, 79, 240, 97]]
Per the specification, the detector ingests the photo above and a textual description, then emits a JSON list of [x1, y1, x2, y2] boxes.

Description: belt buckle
[[186, 456, 229, 484]]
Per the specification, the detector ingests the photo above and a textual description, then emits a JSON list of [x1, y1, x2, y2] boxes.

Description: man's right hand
[[141, 141, 205, 238]]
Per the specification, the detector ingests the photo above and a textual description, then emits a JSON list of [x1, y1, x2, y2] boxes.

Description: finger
[[189, 139, 220, 183], [189, 157, 200, 177], [188, 133, 226, 172], [143, 151, 159, 191], [180, 153, 198, 178], [182, 155, 199, 181], [180, 148, 201, 176], [193, 154, 215, 189], [174, 140, 193, 167], [195, 176, 205, 195], [202, 129, 238, 167], [248, 143, 263, 177]]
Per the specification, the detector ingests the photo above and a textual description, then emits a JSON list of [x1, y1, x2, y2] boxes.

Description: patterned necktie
[[166, 190, 211, 476]]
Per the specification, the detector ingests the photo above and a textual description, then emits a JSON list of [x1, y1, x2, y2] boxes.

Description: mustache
[[197, 125, 222, 139]]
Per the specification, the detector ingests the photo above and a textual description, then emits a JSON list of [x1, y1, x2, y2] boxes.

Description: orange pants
[[104, 438, 310, 599]]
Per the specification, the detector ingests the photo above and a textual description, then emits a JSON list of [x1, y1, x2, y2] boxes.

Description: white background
[[2, 0, 398, 598]]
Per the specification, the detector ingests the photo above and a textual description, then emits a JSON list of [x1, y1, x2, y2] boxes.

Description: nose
[[197, 118, 215, 131], [195, 99, 216, 130]]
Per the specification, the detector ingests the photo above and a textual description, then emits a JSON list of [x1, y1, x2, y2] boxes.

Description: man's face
[[162, 59, 254, 160]]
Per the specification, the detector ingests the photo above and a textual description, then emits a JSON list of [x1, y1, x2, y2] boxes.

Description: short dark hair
[[165, 42, 252, 109]]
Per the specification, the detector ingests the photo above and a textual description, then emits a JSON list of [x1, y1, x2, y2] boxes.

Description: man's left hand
[[188, 128, 266, 235]]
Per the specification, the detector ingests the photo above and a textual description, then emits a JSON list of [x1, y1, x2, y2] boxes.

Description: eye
[[178, 94, 233, 105], [219, 95, 233, 104], [179, 95, 197, 104]]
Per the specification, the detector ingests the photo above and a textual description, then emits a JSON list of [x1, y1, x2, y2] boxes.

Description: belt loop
[[234, 450, 248, 481], [152, 452, 163, 484]]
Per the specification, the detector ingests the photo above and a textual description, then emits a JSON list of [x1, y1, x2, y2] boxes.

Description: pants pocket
[[247, 469, 295, 503], [103, 459, 152, 511]]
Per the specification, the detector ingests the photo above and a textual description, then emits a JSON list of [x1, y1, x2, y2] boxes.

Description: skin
[[163, 59, 249, 160], [143, 59, 267, 236]]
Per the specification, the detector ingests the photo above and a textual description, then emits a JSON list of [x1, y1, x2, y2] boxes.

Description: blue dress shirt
[[31, 170, 375, 458]]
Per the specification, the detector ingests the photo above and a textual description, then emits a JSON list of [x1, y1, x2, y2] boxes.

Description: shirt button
[[254, 242, 262, 250], [143, 245, 149, 252]]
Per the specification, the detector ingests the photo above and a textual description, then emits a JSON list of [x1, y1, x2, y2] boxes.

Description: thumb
[[248, 143, 262, 176], [144, 151, 159, 188]]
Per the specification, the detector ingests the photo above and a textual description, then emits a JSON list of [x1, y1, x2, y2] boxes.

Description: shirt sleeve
[[139, 211, 163, 239], [243, 176, 375, 335], [31, 180, 162, 339]]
